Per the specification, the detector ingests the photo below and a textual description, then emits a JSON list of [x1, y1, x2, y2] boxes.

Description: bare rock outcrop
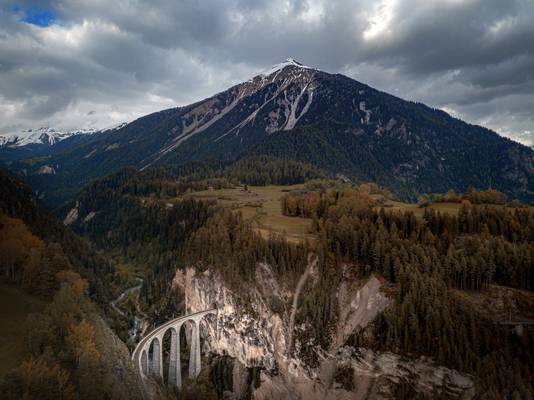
[[63, 206, 78, 225]]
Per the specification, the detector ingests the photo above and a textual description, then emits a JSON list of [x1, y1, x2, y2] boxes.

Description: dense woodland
[[2, 161, 534, 399], [0, 170, 115, 300], [0, 212, 72, 296], [66, 161, 534, 398], [281, 185, 534, 290], [281, 184, 534, 398]]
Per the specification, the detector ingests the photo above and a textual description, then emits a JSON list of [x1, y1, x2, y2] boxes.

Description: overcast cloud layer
[[1, 0, 534, 145]]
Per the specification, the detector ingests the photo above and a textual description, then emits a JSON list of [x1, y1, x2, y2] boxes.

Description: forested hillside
[[3, 160, 532, 399], [58, 161, 534, 399], [58, 157, 324, 319], [0, 169, 143, 399], [0, 169, 114, 300], [188, 186, 534, 398]]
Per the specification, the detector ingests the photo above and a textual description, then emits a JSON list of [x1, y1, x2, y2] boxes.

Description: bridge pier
[[189, 320, 202, 379], [141, 350, 148, 376], [150, 338, 162, 378], [168, 329, 180, 386]]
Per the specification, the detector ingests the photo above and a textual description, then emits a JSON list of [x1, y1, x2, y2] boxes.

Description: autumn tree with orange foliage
[[0, 213, 77, 297]]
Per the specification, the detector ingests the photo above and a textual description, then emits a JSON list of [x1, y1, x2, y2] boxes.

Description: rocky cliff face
[[173, 264, 475, 400], [91, 314, 144, 400]]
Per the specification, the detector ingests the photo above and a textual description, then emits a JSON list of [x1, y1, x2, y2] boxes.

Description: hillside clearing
[[185, 185, 532, 243], [379, 201, 463, 217]]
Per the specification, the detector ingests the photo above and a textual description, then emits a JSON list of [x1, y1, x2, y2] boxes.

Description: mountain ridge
[[0, 122, 127, 148], [0, 123, 128, 162]]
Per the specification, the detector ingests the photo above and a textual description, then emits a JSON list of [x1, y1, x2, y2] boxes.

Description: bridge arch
[[141, 350, 148, 376], [178, 318, 201, 379], [158, 326, 178, 386], [148, 337, 162, 377]]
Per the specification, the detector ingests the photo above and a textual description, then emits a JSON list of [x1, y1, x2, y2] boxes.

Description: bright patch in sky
[[363, 0, 396, 40], [11, 5, 56, 27]]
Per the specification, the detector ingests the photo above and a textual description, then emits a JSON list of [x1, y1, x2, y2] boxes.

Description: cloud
[[0, 0, 533, 145]]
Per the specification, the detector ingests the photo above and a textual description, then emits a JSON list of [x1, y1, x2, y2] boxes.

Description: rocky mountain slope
[[11, 59, 534, 205]]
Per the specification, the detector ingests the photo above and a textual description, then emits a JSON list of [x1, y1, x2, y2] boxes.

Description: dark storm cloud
[[1, 0, 533, 144]]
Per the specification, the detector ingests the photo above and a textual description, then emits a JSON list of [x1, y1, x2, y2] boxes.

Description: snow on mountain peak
[[0, 122, 128, 148], [101, 121, 128, 132], [260, 58, 314, 76], [0, 127, 89, 147]]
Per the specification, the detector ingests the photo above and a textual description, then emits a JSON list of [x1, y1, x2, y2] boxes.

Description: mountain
[[0, 123, 127, 162], [0, 126, 97, 147], [10, 58, 534, 206]]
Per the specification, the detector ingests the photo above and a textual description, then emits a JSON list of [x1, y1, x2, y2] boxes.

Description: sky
[[0, 0, 533, 145]]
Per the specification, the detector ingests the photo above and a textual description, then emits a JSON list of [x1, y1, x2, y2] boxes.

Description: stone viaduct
[[132, 308, 218, 390]]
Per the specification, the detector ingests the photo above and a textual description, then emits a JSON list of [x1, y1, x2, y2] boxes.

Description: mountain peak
[[284, 57, 303, 66], [261, 58, 314, 76]]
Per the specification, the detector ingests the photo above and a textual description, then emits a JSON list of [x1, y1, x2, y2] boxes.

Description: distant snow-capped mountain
[[0, 127, 96, 147], [0, 122, 129, 163], [0, 123, 128, 148]]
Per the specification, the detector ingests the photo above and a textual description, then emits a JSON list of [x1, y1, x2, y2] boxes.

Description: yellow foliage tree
[[65, 320, 100, 366], [0, 213, 45, 284], [56, 270, 89, 296]]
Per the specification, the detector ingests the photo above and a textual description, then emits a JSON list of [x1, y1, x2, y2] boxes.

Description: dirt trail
[[287, 254, 317, 356]]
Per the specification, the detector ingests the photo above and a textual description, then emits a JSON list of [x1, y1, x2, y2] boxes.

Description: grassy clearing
[[187, 185, 531, 242], [377, 200, 530, 218], [379, 200, 464, 218], [187, 185, 315, 243], [455, 284, 534, 323], [18, 156, 51, 165], [0, 284, 46, 378]]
